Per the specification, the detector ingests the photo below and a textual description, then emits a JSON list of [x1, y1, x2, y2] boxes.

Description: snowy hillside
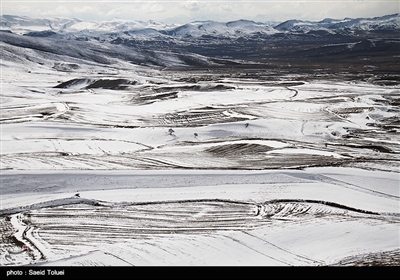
[[0, 29, 217, 67], [161, 19, 278, 37]]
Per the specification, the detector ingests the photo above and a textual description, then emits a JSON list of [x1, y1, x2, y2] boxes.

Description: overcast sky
[[2, 0, 399, 24]]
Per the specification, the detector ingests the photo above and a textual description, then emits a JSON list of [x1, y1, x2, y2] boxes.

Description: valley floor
[[1, 55, 399, 266]]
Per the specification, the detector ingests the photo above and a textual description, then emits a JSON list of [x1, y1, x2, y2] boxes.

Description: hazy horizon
[[2, 0, 399, 24]]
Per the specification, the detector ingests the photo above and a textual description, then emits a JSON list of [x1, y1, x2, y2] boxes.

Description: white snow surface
[[1, 168, 399, 266]]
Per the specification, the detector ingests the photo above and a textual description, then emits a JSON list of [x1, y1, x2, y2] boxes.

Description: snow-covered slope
[[162, 19, 277, 37], [0, 29, 216, 68], [66, 18, 177, 33]]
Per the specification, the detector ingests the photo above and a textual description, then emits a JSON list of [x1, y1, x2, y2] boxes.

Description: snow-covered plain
[[1, 23, 399, 266], [1, 168, 399, 266]]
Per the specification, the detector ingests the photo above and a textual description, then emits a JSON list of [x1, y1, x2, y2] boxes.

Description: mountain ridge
[[1, 13, 399, 39], [1, 13, 399, 75]]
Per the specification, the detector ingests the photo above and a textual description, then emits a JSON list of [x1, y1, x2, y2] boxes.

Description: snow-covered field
[[1, 28, 399, 266], [2, 58, 399, 171], [1, 168, 399, 266]]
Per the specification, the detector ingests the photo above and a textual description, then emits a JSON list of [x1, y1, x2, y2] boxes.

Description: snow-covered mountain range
[[2, 13, 399, 39], [274, 14, 400, 33], [1, 13, 399, 70]]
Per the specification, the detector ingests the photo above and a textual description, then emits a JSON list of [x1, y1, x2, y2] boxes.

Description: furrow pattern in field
[[3, 197, 398, 266], [19, 199, 396, 240]]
